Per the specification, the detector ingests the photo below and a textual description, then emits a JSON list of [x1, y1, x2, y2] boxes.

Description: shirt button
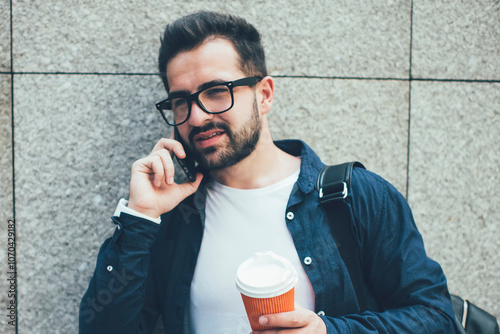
[[317, 311, 325, 316], [304, 257, 312, 265], [286, 212, 295, 220], [106, 265, 113, 272]]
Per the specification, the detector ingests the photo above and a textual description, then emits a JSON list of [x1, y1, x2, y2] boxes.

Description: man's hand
[[252, 305, 327, 334], [127, 136, 203, 218]]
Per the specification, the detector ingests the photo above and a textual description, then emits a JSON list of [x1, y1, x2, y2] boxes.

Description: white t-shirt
[[189, 170, 315, 334]]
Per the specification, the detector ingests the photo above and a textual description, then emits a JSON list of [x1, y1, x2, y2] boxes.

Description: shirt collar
[[274, 139, 325, 194]]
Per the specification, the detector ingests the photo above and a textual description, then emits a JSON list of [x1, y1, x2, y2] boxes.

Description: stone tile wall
[[1, 1, 498, 333]]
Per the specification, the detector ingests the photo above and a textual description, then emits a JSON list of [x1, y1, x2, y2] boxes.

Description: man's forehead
[[165, 38, 242, 92]]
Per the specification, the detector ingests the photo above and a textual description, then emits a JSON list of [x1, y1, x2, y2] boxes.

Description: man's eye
[[172, 98, 188, 109], [204, 86, 229, 97]]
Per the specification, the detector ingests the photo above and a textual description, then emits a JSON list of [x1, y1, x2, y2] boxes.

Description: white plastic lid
[[235, 251, 298, 298]]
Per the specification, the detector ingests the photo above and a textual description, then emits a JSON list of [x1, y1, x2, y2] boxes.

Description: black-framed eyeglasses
[[155, 76, 262, 126]]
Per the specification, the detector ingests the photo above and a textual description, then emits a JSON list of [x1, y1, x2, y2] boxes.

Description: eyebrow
[[168, 79, 230, 99]]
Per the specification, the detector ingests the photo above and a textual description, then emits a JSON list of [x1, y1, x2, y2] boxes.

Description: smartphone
[[173, 128, 197, 182]]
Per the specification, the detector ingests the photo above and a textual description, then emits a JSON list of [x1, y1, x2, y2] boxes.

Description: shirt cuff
[[113, 198, 161, 224]]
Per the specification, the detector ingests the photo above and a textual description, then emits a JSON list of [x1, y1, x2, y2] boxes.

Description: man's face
[[166, 38, 262, 171]]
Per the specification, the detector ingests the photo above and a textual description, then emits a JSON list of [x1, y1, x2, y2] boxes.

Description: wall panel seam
[[3, 72, 499, 83], [406, 0, 414, 200], [9, 0, 19, 333]]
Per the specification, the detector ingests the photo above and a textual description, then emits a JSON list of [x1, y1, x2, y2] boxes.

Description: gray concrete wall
[[1, 1, 498, 333]]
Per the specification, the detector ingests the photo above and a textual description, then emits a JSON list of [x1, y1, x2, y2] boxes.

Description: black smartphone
[[173, 128, 197, 182]]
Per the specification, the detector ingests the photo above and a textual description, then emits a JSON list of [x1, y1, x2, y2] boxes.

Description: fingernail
[[168, 177, 174, 184], [259, 316, 268, 325]]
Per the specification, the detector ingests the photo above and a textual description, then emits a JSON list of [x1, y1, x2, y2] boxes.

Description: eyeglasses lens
[[164, 85, 231, 125], [199, 85, 232, 114]]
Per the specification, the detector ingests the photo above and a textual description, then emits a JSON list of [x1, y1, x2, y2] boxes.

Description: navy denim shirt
[[80, 140, 460, 333]]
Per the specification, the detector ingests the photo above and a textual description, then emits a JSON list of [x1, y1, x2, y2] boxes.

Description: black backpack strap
[[318, 162, 367, 311]]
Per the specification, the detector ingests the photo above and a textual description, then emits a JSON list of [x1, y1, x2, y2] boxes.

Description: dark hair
[[158, 11, 267, 92]]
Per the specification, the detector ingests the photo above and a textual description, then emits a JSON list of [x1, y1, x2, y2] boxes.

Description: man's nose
[[187, 101, 213, 127]]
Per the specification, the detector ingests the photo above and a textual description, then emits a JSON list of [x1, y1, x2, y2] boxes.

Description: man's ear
[[257, 76, 274, 115]]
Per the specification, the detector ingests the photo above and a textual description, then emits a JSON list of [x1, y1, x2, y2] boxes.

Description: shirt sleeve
[[320, 168, 462, 333], [79, 211, 162, 334], [113, 198, 162, 224]]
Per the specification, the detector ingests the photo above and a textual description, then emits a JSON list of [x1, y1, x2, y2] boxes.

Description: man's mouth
[[197, 131, 224, 140], [193, 130, 226, 148]]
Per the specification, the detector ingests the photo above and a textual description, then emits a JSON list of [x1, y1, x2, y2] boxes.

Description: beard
[[185, 99, 262, 171]]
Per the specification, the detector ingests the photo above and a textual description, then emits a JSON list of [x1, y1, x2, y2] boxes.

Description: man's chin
[[194, 148, 245, 172], [197, 158, 225, 172], [196, 145, 218, 155], [190, 147, 223, 171]]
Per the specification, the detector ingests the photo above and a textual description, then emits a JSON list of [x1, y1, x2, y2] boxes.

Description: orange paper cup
[[240, 287, 295, 331], [236, 251, 298, 331]]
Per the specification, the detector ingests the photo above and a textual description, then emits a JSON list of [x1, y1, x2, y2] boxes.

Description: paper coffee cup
[[235, 251, 298, 331]]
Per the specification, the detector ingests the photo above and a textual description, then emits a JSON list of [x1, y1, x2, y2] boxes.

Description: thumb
[[177, 173, 204, 198]]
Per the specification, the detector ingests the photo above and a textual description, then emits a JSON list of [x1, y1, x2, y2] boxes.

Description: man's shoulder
[[350, 166, 407, 206], [352, 166, 384, 188]]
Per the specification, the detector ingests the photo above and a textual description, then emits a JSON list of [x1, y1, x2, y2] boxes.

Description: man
[[80, 11, 461, 334]]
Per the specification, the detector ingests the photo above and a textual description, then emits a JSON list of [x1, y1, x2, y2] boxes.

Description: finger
[[176, 172, 204, 197], [259, 310, 310, 329], [251, 327, 306, 334], [152, 149, 176, 185], [151, 138, 186, 158], [251, 329, 296, 334], [141, 155, 164, 188]]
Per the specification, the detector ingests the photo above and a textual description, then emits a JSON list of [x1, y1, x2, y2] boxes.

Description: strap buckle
[[319, 181, 348, 202]]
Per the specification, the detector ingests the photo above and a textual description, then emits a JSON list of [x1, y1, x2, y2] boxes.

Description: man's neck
[[210, 134, 301, 189]]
